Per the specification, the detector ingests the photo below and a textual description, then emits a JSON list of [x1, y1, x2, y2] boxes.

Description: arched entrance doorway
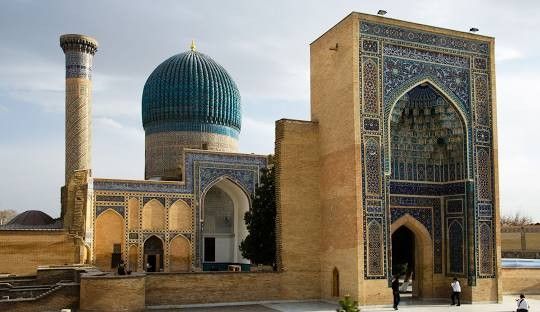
[[391, 215, 433, 298], [202, 178, 250, 270], [392, 226, 414, 294], [144, 236, 163, 272]]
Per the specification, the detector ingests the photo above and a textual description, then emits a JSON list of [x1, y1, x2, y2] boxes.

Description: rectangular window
[[204, 237, 215, 262]]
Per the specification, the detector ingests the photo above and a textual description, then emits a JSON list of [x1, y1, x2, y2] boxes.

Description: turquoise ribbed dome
[[142, 50, 241, 138]]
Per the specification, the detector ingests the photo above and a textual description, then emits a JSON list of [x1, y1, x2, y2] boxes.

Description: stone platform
[[148, 295, 540, 311]]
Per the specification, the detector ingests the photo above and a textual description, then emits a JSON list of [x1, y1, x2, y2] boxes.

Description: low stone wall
[[0, 230, 78, 276], [80, 273, 146, 312], [502, 268, 540, 295], [145, 272, 281, 306]]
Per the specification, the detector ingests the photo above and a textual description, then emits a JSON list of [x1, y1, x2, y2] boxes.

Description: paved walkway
[[149, 295, 539, 311]]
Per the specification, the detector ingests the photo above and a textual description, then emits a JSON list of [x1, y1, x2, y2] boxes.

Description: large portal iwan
[[202, 178, 250, 266]]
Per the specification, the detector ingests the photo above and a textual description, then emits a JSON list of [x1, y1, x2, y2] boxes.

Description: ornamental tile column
[[60, 34, 98, 184]]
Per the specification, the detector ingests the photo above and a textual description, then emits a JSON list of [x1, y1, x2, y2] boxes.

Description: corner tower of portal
[[309, 13, 364, 302]]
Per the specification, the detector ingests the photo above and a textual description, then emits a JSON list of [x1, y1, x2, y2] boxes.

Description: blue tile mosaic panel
[[360, 20, 496, 282]]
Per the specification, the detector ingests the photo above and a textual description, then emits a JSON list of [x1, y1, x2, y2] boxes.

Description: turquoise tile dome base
[[142, 50, 241, 138]]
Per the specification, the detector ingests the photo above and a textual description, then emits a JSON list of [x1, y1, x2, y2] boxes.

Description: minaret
[[59, 34, 98, 184]]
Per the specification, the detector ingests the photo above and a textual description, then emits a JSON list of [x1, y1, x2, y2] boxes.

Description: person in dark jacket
[[392, 275, 400, 310], [117, 259, 126, 275]]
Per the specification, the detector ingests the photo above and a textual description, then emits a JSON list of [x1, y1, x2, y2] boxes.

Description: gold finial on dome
[[190, 40, 196, 51]]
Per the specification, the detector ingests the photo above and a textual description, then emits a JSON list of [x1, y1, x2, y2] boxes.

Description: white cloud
[[0, 140, 63, 217], [95, 117, 123, 129], [239, 116, 275, 155], [496, 46, 524, 62], [496, 72, 540, 220]]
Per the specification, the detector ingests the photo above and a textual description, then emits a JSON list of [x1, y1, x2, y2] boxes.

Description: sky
[[0, 0, 538, 220]]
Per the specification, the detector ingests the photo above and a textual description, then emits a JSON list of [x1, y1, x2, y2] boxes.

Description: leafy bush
[[336, 295, 359, 312]]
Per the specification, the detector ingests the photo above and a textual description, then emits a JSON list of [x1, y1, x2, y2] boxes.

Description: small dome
[[7, 210, 54, 226], [142, 50, 241, 138]]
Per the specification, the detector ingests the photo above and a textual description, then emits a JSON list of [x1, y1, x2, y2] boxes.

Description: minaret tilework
[[60, 34, 98, 184]]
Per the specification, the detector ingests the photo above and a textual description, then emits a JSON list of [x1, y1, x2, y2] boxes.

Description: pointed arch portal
[[144, 235, 164, 272], [201, 178, 250, 270], [391, 214, 434, 298]]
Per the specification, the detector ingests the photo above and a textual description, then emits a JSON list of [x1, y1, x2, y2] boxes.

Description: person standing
[[392, 275, 400, 310], [517, 293, 530, 312], [451, 277, 461, 306]]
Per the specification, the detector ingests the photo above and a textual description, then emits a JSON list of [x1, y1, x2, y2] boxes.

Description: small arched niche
[[169, 235, 191, 272], [332, 267, 340, 297], [142, 199, 165, 230], [95, 209, 124, 271], [169, 199, 191, 231]]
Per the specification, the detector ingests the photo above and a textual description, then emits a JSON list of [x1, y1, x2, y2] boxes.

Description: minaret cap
[[190, 40, 196, 52], [60, 34, 99, 55]]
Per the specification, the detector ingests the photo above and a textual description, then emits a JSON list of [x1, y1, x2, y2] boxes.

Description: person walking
[[516, 293, 530, 312], [392, 274, 400, 310], [451, 277, 461, 306]]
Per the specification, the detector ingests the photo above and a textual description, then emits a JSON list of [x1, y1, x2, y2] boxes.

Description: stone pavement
[[149, 295, 539, 311]]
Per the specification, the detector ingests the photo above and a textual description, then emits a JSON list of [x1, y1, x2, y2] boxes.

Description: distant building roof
[[0, 210, 62, 230]]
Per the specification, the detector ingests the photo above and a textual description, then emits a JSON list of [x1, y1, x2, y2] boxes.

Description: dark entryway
[[392, 226, 415, 292], [144, 236, 164, 272]]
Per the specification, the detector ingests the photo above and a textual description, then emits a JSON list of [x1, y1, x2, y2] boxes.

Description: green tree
[[239, 164, 276, 266]]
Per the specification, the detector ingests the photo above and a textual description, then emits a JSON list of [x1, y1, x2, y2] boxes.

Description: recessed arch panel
[[142, 199, 165, 230], [95, 209, 124, 271]]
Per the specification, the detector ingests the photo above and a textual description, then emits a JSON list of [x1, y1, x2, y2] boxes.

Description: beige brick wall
[[145, 272, 281, 305], [275, 119, 322, 299], [0, 231, 78, 276], [310, 14, 364, 303], [80, 274, 145, 312], [470, 278, 499, 303], [502, 232, 522, 250], [525, 232, 540, 250], [501, 226, 540, 256], [501, 268, 540, 295]]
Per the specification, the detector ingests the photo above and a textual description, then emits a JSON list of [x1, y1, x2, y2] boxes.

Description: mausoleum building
[[0, 12, 507, 310]]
